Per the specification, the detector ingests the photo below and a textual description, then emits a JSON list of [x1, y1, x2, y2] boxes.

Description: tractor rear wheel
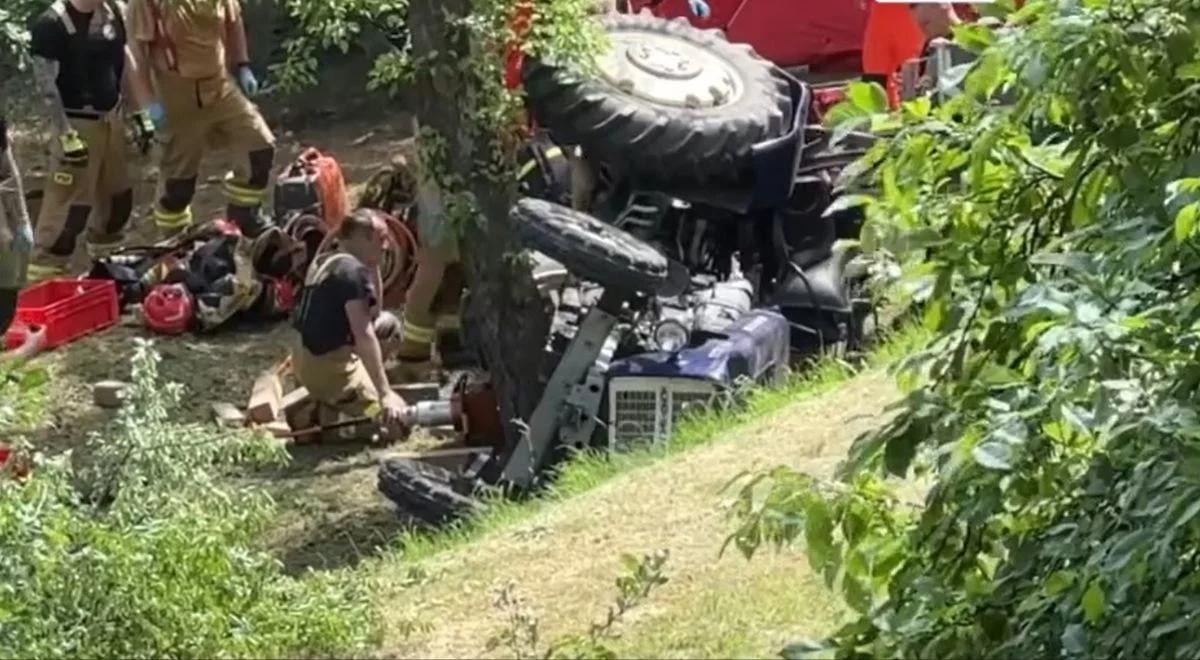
[[523, 12, 791, 188]]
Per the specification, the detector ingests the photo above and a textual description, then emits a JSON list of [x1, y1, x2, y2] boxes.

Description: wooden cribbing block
[[211, 402, 246, 428], [247, 371, 283, 424]]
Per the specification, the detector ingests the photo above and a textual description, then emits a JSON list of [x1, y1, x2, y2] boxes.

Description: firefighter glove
[[59, 130, 88, 167], [131, 110, 156, 154], [236, 64, 260, 97], [146, 101, 166, 131], [687, 0, 711, 18], [11, 221, 32, 254]]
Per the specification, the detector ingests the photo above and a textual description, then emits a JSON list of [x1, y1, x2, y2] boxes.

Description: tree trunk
[[407, 0, 551, 454]]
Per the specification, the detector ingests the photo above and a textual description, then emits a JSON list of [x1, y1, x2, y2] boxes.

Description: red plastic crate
[[4, 279, 119, 350]]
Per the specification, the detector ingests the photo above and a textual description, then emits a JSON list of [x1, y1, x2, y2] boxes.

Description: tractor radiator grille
[[608, 377, 719, 447]]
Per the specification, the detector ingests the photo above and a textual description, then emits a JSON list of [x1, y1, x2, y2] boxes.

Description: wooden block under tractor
[[281, 386, 310, 414], [247, 372, 283, 424], [211, 402, 246, 429]]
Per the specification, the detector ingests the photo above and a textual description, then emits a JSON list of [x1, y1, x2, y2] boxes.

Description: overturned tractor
[[379, 12, 877, 523]]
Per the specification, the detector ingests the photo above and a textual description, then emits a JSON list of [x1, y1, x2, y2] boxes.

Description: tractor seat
[[771, 244, 858, 313]]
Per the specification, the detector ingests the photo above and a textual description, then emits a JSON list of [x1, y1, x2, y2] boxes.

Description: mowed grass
[[366, 327, 921, 658], [390, 326, 922, 566], [610, 557, 842, 658]]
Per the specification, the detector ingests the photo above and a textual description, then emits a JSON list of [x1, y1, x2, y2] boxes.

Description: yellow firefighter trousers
[[290, 312, 402, 440], [398, 173, 463, 362], [153, 72, 275, 232], [33, 111, 131, 268], [398, 241, 463, 362]]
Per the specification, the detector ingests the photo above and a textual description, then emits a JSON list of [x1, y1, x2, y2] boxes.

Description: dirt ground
[[11, 110, 428, 571], [373, 372, 900, 658]]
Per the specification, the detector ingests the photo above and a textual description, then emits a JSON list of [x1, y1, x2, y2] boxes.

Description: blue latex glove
[[146, 101, 166, 131], [11, 222, 32, 254], [236, 65, 260, 97], [688, 0, 711, 18]]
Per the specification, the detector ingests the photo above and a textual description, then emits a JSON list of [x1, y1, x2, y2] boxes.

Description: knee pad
[[48, 204, 91, 257], [0, 288, 18, 337], [373, 311, 402, 342], [247, 147, 275, 189], [159, 177, 197, 213], [103, 189, 134, 236]]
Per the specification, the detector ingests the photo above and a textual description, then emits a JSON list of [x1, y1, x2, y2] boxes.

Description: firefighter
[[392, 146, 464, 374], [126, 0, 275, 239], [0, 116, 32, 341], [911, 3, 962, 44], [291, 209, 409, 436], [861, 2, 926, 109], [26, 0, 156, 280]]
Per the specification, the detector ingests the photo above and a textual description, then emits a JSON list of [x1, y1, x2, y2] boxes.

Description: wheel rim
[[596, 30, 743, 110]]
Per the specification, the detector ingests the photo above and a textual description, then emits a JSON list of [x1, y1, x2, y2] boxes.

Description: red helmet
[[142, 283, 194, 335]]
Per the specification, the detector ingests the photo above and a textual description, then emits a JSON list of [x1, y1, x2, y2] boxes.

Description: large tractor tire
[[523, 12, 791, 188], [510, 198, 669, 295]]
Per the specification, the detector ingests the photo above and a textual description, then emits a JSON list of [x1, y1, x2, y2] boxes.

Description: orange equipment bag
[[273, 147, 349, 230]]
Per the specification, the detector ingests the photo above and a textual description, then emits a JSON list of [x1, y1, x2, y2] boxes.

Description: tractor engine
[[610, 193, 737, 280]]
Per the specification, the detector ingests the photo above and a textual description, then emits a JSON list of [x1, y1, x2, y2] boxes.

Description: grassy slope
[[364, 334, 916, 658]]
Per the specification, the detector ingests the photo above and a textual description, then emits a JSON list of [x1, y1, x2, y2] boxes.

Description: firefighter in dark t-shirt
[[27, 0, 154, 279], [291, 210, 410, 437]]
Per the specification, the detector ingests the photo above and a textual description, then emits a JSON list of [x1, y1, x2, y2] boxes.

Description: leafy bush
[[0, 360, 47, 431], [0, 340, 378, 658], [729, 0, 1200, 657]]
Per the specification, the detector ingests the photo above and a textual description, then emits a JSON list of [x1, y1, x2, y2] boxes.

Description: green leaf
[[846, 80, 888, 114], [883, 431, 918, 478], [1082, 580, 1106, 624], [822, 194, 873, 218], [1173, 494, 1200, 528], [1149, 617, 1190, 640], [1044, 570, 1076, 597], [952, 23, 995, 52], [902, 96, 932, 120], [972, 441, 1013, 471], [804, 499, 836, 573], [1175, 203, 1199, 242], [1176, 62, 1200, 80]]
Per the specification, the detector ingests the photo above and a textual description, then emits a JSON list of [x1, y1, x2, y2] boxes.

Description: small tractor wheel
[[510, 198, 669, 295], [377, 458, 482, 526]]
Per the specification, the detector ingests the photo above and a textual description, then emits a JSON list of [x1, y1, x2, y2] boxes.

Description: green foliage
[[730, 0, 1200, 657], [0, 0, 39, 71], [271, 0, 411, 93], [0, 0, 44, 112], [0, 340, 377, 658], [0, 360, 48, 431], [273, 0, 603, 221]]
